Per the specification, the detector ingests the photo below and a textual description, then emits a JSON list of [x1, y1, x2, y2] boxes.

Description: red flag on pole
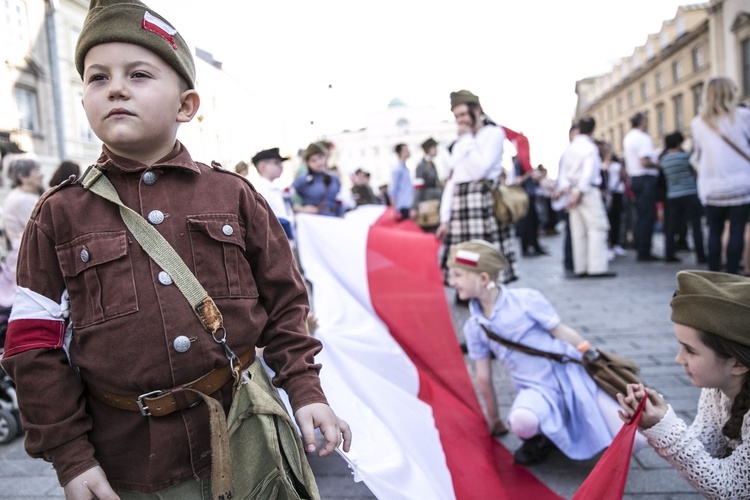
[[573, 397, 647, 500]]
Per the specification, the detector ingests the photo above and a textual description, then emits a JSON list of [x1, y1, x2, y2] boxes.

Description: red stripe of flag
[[366, 208, 560, 499]]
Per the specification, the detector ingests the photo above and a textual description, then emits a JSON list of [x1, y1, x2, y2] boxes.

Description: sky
[[147, 0, 688, 175]]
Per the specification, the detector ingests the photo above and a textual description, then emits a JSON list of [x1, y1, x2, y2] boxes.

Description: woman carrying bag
[[690, 77, 750, 275]]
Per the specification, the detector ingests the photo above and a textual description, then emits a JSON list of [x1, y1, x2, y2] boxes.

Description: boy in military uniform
[[0, 0, 350, 497]]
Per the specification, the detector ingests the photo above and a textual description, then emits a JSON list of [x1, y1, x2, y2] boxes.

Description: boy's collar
[[96, 141, 201, 174]]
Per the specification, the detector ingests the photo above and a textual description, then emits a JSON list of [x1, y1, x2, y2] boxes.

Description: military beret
[[671, 270, 750, 348], [450, 90, 481, 109], [304, 143, 326, 161], [421, 138, 438, 153], [251, 148, 289, 166], [75, 0, 196, 89], [447, 240, 508, 279]]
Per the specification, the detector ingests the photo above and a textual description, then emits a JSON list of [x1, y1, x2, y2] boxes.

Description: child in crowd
[[618, 270, 750, 499], [1, 0, 350, 497], [447, 240, 632, 465]]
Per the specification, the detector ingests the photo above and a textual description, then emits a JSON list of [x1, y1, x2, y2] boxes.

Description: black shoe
[[513, 435, 556, 466], [534, 247, 550, 256], [587, 271, 617, 278], [697, 256, 708, 264], [637, 254, 661, 262], [665, 256, 682, 263], [566, 271, 587, 279]]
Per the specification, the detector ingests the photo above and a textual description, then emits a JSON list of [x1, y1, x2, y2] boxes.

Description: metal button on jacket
[[147, 210, 165, 225], [222, 224, 234, 236], [80, 248, 90, 263], [158, 271, 173, 285], [142, 171, 157, 186], [173, 336, 191, 353]]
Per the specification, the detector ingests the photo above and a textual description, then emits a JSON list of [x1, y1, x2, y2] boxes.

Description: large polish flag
[[296, 206, 561, 500]]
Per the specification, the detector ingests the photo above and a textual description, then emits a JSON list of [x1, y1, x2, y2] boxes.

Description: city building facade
[[574, 4, 711, 155]]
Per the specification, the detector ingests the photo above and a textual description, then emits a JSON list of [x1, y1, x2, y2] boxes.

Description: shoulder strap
[[79, 166, 238, 366], [479, 324, 580, 365], [704, 120, 750, 164]]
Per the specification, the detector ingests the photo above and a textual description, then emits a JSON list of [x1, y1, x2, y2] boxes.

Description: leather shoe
[[513, 435, 556, 466], [664, 256, 682, 263], [637, 255, 661, 262], [587, 271, 617, 278]]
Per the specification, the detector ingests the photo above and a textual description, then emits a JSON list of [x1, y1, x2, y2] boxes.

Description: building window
[[647, 42, 655, 60], [677, 17, 686, 37], [692, 46, 704, 72], [607, 104, 613, 120], [640, 82, 648, 102], [2, 0, 30, 51], [627, 90, 635, 109], [692, 82, 704, 117], [656, 103, 666, 138], [656, 72, 664, 92], [618, 123, 624, 148], [617, 97, 623, 114], [13, 86, 39, 133], [660, 31, 670, 49], [672, 60, 682, 83], [673, 94, 684, 131], [743, 38, 750, 97]]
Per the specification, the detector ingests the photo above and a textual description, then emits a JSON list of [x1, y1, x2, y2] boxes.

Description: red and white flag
[[296, 206, 560, 500]]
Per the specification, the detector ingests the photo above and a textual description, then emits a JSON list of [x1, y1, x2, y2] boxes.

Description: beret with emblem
[[447, 240, 508, 279], [671, 270, 750, 348], [75, 0, 196, 89]]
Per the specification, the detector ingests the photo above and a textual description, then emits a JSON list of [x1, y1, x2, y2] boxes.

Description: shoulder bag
[[479, 324, 644, 400], [704, 119, 750, 164], [482, 180, 529, 225], [80, 166, 320, 500]]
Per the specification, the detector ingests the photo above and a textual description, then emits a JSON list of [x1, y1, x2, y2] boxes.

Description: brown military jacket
[[1, 143, 327, 493]]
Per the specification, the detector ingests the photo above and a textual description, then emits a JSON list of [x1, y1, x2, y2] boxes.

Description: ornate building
[[574, 4, 711, 154]]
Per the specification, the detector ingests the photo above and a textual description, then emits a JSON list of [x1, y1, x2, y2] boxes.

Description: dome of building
[[387, 97, 406, 108]]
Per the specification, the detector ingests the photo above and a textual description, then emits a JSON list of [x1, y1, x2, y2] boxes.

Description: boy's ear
[[177, 89, 200, 123]]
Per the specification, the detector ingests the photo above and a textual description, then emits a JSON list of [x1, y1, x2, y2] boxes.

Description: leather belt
[[85, 350, 254, 417]]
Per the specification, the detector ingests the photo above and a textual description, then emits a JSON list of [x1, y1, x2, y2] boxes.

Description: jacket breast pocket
[[187, 214, 257, 299], [56, 231, 138, 328]]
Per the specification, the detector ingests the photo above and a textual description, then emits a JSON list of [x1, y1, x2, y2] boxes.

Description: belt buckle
[[136, 390, 164, 416]]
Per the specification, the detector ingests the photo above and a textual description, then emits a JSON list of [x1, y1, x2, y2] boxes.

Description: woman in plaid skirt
[[436, 90, 517, 284]]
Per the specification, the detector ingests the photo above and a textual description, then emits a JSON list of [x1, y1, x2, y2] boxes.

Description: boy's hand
[[294, 402, 352, 457], [616, 383, 668, 429], [63, 466, 119, 500]]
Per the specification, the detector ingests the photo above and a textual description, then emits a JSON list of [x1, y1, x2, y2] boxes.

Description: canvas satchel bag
[[415, 199, 441, 227], [483, 180, 529, 225], [480, 324, 644, 400], [80, 166, 320, 500]]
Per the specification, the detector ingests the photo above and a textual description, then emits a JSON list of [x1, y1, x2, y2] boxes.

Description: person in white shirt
[[251, 148, 294, 239], [557, 117, 615, 278], [690, 76, 750, 275], [623, 112, 661, 261], [436, 90, 517, 284]]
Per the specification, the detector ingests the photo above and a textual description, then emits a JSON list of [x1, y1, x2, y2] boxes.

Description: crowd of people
[[0, 0, 748, 495]]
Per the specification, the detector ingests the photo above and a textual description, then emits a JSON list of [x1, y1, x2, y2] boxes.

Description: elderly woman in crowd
[[0, 157, 43, 307]]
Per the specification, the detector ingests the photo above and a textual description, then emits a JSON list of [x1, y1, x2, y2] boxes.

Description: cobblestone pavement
[[0, 229, 706, 499]]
